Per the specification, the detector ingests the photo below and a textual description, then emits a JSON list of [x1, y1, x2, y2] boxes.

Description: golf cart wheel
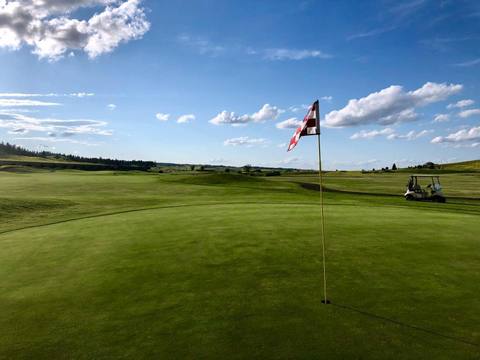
[[405, 195, 414, 201], [432, 196, 446, 203]]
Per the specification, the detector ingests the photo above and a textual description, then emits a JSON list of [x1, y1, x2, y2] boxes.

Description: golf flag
[[285, 99, 329, 304], [287, 100, 320, 151]]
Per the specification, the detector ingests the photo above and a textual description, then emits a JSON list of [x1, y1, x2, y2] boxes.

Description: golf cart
[[405, 175, 446, 203]]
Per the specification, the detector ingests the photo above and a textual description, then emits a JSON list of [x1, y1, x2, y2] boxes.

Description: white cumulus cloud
[[210, 104, 282, 126], [458, 109, 480, 118], [155, 113, 170, 121], [325, 82, 462, 127], [0, 0, 150, 61], [276, 117, 302, 129], [447, 99, 474, 109], [177, 114, 195, 123], [431, 126, 480, 144]]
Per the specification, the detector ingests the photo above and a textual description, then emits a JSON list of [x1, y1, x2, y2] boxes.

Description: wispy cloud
[[223, 136, 267, 147], [0, 93, 94, 98], [389, 0, 427, 18], [348, 0, 427, 41], [263, 48, 332, 61], [0, 99, 61, 107], [387, 129, 433, 140], [107, 104, 117, 110], [350, 128, 394, 140], [278, 157, 301, 165], [433, 113, 450, 122], [178, 34, 332, 61], [288, 104, 309, 113], [421, 36, 480, 52], [177, 35, 225, 57], [347, 25, 397, 41], [351, 127, 432, 141], [0, 112, 112, 138], [453, 58, 480, 67], [15, 137, 99, 146]]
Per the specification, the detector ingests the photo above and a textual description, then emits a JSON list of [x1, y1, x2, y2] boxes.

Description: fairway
[[1, 171, 479, 359]]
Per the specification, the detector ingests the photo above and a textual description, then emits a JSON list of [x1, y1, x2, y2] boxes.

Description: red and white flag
[[287, 100, 320, 151]]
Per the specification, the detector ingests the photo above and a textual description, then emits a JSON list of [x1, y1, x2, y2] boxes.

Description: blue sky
[[0, 0, 479, 169]]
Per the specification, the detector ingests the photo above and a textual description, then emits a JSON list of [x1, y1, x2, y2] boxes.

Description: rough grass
[[439, 160, 480, 171], [278, 171, 480, 199], [0, 171, 479, 359]]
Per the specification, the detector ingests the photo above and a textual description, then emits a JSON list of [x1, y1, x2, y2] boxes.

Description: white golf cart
[[405, 175, 446, 203]]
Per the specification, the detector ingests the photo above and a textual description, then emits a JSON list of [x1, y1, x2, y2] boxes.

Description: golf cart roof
[[411, 174, 440, 177]]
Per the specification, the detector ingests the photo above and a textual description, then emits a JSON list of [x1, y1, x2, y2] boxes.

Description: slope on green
[[0, 171, 479, 358]]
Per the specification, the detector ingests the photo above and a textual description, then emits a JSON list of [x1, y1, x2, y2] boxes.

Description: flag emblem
[[287, 100, 320, 151]]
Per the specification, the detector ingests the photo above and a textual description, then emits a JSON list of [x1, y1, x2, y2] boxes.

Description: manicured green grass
[[0, 171, 479, 358]]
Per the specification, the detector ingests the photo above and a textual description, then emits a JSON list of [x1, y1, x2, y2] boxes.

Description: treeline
[[0, 142, 156, 170]]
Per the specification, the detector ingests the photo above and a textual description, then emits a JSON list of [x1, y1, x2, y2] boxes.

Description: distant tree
[[190, 165, 195, 171], [372, 168, 376, 172], [225, 168, 230, 173], [199, 165, 205, 171], [243, 164, 252, 173], [392, 163, 397, 171], [385, 166, 389, 171], [0, 142, 156, 170]]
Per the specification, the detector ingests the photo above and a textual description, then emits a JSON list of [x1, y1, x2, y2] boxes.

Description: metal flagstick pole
[[316, 101, 329, 304]]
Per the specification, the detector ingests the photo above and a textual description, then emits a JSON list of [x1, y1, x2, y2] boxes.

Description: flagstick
[[317, 127, 329, 304]]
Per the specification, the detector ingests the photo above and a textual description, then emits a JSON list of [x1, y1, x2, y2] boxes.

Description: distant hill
[[0, 142, 155, 171], [397, 159, 480, 173], [438, 160, 480, 171], [0, 142, 310, 174]]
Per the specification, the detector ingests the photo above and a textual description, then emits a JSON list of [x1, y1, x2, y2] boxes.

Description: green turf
[[0, 171, 479, 359]]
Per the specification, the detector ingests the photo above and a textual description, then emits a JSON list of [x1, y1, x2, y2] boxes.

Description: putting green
[[1, 201, 479, 359]]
